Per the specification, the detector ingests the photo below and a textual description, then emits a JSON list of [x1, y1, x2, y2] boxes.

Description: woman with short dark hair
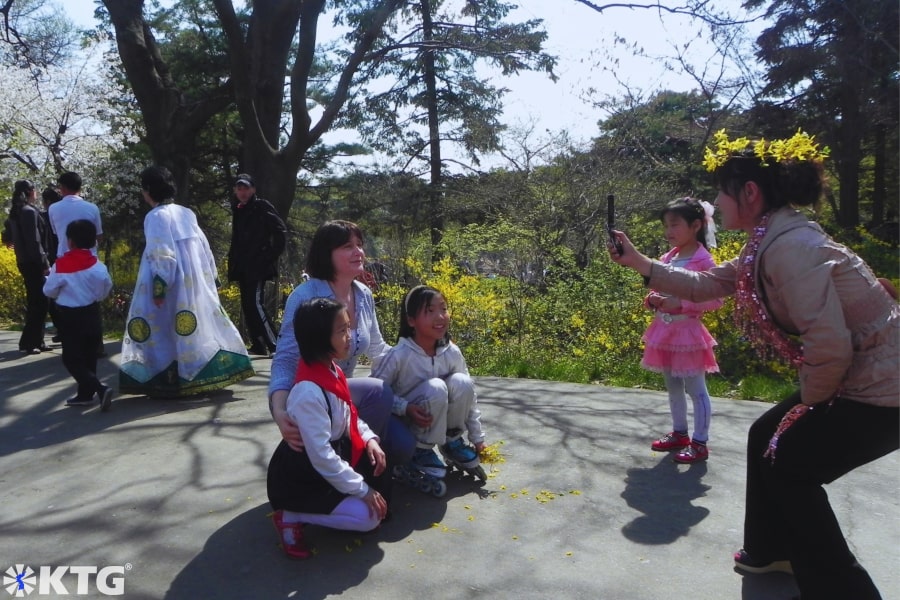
[[269, 220, 416, 471]]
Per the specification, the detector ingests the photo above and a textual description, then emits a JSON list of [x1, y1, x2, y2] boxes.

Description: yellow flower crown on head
[[702, 129, 830, 172]]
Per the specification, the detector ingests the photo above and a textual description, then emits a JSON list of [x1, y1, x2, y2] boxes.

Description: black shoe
[[37, 343, 51, 352], [66, 396, 96, 407], [98, 386, 114, 412], [20, 347, 42, 355], [51, 335, 61, 343]]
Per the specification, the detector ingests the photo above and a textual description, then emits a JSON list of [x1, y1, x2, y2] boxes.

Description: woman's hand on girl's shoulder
[[274, 408, 305, 452]]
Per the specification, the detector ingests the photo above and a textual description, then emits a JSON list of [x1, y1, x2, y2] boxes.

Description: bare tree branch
[[571, 0, 754, 27]]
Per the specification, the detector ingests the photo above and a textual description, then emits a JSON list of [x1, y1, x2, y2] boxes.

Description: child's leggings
[[284, 497, 380, 532], [663, 373, 711, 443]]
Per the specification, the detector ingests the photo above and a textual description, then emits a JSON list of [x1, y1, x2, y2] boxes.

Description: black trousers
[[56, 303, 104, 401], [743, 391, 899, 600], [17, 262, 48, 351], [238, 279, 277, 351]]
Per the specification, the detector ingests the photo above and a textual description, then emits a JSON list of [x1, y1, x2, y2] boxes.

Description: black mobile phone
[[607, 194, 624, 256]]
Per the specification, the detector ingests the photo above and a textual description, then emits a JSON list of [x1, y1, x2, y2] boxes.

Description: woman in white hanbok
[[119, 166, 253, 397]]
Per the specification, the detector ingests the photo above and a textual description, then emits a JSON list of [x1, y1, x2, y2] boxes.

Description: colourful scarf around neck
[[733, 212, 803, 368], [295, 358, 365, 466]]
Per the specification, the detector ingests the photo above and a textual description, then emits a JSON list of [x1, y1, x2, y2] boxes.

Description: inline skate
[[392, 446, 447, 497], [440, 434, 487, 482]]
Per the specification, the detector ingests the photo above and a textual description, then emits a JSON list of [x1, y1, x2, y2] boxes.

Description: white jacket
[[372, 337, 484, 442], [287, 380, 379, 498]]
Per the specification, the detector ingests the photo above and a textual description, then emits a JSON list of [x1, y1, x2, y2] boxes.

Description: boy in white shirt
[[43, 220, 114, 410]]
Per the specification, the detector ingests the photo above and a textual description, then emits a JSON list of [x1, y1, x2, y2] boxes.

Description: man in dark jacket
[[227, 174, 287, 356]]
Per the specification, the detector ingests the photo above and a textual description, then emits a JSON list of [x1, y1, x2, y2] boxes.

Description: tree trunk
[[106, 0, 404, 219], [871, 122, 886, 227], [103, 0, 232, 204], [420, 0, 444, 259]]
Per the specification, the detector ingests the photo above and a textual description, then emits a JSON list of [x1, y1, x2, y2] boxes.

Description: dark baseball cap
[[234, 173, 255, 187]]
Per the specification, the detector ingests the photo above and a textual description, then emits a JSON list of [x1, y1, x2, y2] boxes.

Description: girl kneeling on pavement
[[267, 297, 390, 559]]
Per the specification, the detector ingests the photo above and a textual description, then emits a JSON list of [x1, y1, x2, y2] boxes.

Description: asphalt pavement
[[1, 330, 897, 600]]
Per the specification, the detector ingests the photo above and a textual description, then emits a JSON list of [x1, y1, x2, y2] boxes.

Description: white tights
[[282, 497, 379, 532]]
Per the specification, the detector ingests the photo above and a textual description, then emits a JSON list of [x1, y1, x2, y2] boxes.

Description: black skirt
[[267, 438, 390, 514]]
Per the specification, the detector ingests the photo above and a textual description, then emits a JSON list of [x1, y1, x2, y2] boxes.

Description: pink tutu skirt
[[641, 314, 719, 377]]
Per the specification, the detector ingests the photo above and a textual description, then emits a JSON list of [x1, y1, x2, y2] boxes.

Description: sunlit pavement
[[1, 330, 897, 600]]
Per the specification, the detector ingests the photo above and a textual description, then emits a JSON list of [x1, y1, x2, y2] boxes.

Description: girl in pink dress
[[642, 197, 722, 463]]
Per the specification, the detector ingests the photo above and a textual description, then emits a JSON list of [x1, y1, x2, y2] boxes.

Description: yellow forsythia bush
[[0, 245, 26, 325]]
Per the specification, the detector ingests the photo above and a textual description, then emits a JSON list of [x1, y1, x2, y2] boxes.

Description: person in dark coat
[[6, 180, 51, 354], [227, 173, 287, 356]]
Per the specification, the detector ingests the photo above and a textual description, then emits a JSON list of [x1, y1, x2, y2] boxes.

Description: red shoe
[[651, 432, 691, 451], [674, 441, 709, 463], [271, 510, 311, 559]]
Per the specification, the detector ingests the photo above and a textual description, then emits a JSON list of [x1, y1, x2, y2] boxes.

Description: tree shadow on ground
[[620, 457, 711, 544], [0, 339, 252, 458], [163, 485, 456, 600], [164, 502, 385, 600]]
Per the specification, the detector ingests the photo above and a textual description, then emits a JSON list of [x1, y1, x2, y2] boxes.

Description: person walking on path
[[48, 172, 102, 258], [119, 166, 254, 398], [48, 172, 106, 356], [642, 197, 722, 464], [43, 219, 113, 410], [609, 130, 899, 600], [6, 180, 51, 354], [227, 174, 287, 356]]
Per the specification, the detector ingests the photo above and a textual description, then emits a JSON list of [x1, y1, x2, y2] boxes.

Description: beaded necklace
[[734, 212, 804, 368]]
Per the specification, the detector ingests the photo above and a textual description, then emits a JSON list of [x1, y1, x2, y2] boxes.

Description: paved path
[[1, 331, 897, 599]]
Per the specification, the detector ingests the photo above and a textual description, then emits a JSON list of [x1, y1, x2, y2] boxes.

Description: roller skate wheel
[[431, 480, 447, 497], [418, 479, 433, 494]]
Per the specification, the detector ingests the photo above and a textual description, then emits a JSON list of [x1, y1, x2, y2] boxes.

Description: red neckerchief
[[54, 249, 97, 274], [295, 358, 364, 466]]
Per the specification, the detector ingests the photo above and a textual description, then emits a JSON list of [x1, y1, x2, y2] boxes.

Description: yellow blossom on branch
[[703, 129, 830, 172]]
